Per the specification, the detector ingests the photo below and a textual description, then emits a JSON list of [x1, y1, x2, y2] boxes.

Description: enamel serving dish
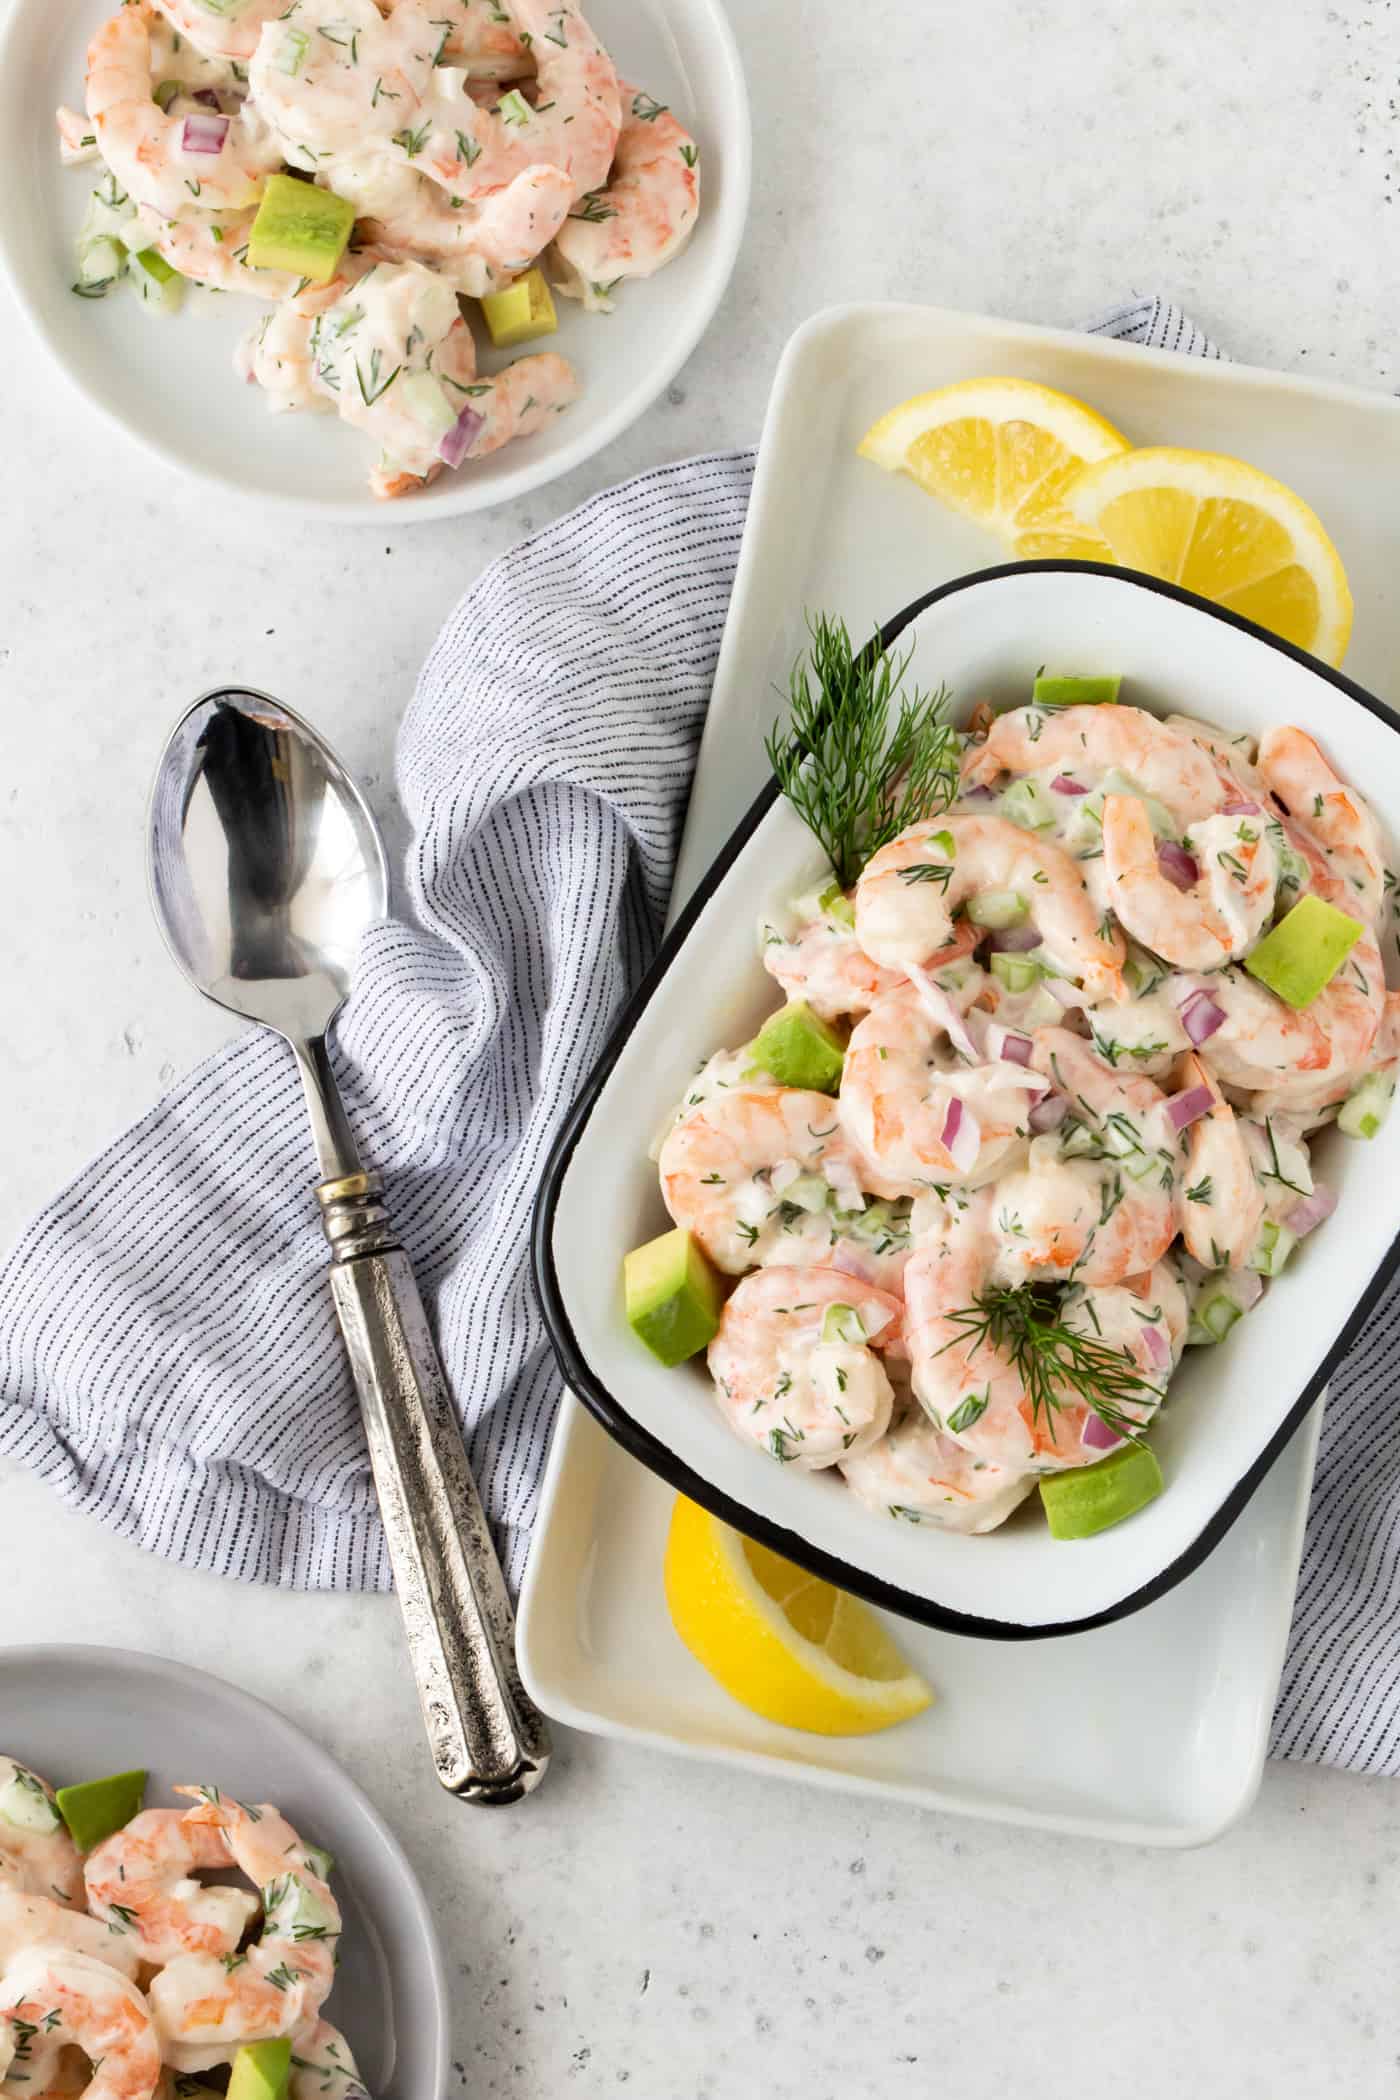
[[534, 561, 1400, 1638]]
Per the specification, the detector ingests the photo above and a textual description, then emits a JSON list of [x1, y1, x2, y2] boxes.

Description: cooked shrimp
[[0, 1888, 140, 1982], [0, 1761, 82, 1909], [1102, 794, 1277, 969], [1172, 1052, 1264, 1270], [247, 0, 439, 163], [150, 1792, 339, 2074], [839, 1404, 1033, 1532], [367, 350, 579, 498], [962, 703, 1232, 829], [906, 1220, 1182, 1472], [983, 1029, 1177, 1284], [361, 161, 575, 297], [149, 0, 289, 64], [840, 984, 1036, 1196], [417, 0, 620, 204], [658, 1086, 868, 1274], [86, 3, 280, 218], [235, 268, 364, 414], [287, 2022, 368, 2100], [761, 912, 978, 1024], [0, 1950, 160, 2100], [1227, 920, 1384, 1113], [131, 204, 297, 298], [707, 1267, 901, 1470], [379, 0, 532, 77], [84, 1809, 258, 1969], [1256, 725, 1387, 923], [550, 83, 699, 312], [56, 107, 100, 166], [855, 816, 1124, 999]]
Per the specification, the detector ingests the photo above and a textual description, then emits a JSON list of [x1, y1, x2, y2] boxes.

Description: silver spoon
[[148, 685, 550, 1805]]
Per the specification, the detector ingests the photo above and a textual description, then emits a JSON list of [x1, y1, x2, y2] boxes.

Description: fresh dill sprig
[[935, 1284, 1161, 1444], [763, 614, 958, 888]]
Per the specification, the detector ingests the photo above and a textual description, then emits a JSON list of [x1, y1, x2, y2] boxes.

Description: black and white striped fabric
[[0, 302, 1394, 1773]]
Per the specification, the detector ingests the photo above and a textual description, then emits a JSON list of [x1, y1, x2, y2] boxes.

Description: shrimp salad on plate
[[57, 1, 700, 497], [625, 630, 1400, 1543], [0, 1755, 364, 2100]]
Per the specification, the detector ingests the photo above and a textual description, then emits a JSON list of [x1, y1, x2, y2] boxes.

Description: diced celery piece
[[74, 236, 125, 292], [497, 88, 532, 124], [1032, 673, 1121, 707], [0, 1767, 60, 1834], [1246, 1218, 1297, 1277], [1338, 1070, 1395, 1140], [131, 247, 185, 313], [1187, 1292, 1245, 1346], [999, 778, 1057, 832], [275, 27, 310, 73], [780, 1173, 829, 1216], [398, 371, 457, 443], [820, 1303, 866, 1345], [154, 79, 181, 110], [301, 1843, 335, 1881], [989, 952, 1040, 994], [965, 888, 1027, 930], [817, 880, 855, 930]]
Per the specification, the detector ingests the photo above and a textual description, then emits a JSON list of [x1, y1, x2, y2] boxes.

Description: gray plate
[[1, 1645, 449, 2099]]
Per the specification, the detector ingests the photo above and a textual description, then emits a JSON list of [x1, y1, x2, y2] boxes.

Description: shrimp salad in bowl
[[623, 627, 1400, 1547], [55, 0, 700, 499], [0, 1755, 364, 2100]]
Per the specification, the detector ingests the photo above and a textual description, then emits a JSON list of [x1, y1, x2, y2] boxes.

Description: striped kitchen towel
[[0, 297, 1395, 1773]]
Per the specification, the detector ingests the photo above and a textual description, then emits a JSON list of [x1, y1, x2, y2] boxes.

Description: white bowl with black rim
[[533, 561, 1400, 1638]]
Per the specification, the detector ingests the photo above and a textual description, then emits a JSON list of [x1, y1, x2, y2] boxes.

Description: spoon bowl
[[148, 688, 388, 1044]]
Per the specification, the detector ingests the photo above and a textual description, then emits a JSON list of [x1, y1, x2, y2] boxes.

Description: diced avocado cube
[[154, 79, 181, 111], [55, 1769, 146, 1850], [228, 2040, 293, 2100], [247, 172, 354, 285], [1032, 673, 1121, 707], [625, 1228, 725, 1367], [1040, 1441, 1163, 1538], [1245, 893, 1362, 1009], [480, 266, 558, 348], [750, 1001, 846, 1093], [1338, 1070, 1395, 1140], [0, 1766, 60, 1835]]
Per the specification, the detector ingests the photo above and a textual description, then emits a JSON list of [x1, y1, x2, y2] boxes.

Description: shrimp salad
[[637, 683, 1400, 1541], [57, 1, 700, 498], [0, 1756, 365, 2100]]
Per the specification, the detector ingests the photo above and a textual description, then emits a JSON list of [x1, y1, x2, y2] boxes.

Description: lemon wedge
[[663, 1495, 932, 1735], [857, 376, 1130, 561], [1062, 446, 1353, 664]]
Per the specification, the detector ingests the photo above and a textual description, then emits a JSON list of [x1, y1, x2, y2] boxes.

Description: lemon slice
[[663, 1495, 932, 1735], [857, 376, 1130, 561], [1062, 446, 1353, 664]]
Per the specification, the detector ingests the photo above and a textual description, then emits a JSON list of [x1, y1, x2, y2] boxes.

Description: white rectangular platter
[[516, 299, 1400, 1843]]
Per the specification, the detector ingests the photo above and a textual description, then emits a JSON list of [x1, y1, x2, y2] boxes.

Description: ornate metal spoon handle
[[317, 1171, 551, 1804]]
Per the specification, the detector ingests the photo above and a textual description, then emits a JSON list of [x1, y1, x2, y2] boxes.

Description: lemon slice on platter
[[1060, 445, 1353, 664], [663, 1494, 932, 1736], [857, 376, 1130, 561]]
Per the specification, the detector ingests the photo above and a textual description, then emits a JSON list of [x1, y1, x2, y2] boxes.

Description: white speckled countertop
[[5, 0, 1400, 2091]]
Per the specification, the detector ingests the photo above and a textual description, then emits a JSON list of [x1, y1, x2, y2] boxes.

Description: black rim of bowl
[[531, 559, 1400, 1641]]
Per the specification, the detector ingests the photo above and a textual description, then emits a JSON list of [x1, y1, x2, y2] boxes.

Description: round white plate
[[0, 0, 749, 521], [1, 1645, 449, 2098]]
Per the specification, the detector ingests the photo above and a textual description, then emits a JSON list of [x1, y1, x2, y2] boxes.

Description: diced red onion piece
[[1156, 839, 1199, 892], [1043, 977, 1082, 1009], [439, 403, 485, 469], [941, 1096, 981, 1174], [961, 783, 997, 802], [1052, 774, 1089, 796], [907, 963, 980, 1062], [1028, 1091, 1068, 1133], [1139, 1323, 1169, 1369], [999, 1032, 1033, 1067], [1234, 1269, 1265, 1312], [1222, 796, 1260, 816], [1167, 1083, 1216, 1132], [1287, 1184, 1338, 1237], [181, 112, 229, 154], [770, 1158, 801, 1194], [191, 88, 223, 109], [985, 923, 1044, 954], [1179, 989, 1225, 1047], [1082, 1413, 1122, 1451]]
